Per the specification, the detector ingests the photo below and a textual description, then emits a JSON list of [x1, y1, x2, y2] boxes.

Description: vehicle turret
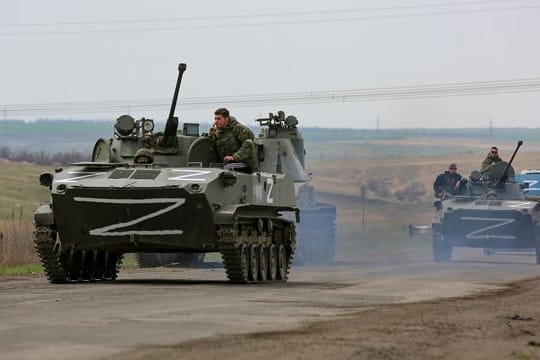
[[256, 111, 337, 264]]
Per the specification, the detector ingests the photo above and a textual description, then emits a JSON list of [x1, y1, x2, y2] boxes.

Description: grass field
[[309, 142, 540, 199], [0, 161, 51, 220]]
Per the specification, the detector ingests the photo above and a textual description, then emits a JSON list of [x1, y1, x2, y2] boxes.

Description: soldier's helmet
[[134, 148, 154, 164]]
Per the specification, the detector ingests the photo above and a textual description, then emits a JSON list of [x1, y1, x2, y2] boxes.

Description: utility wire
[[3, 78, 540, 117], [1, 2, 539, 36], [0, 0, 529, 27]]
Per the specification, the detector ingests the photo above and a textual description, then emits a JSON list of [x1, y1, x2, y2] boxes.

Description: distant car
[[515, 170, 540, 199]]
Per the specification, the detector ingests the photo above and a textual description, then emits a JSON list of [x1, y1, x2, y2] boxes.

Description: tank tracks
[[33, 224, 123, 283], [219, 218, 296, 283]]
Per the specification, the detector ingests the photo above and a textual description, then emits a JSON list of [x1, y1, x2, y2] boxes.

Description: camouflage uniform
[[481, 153, 503, 173], [210, 117, 258, 171], [433, 171, 465, 196]]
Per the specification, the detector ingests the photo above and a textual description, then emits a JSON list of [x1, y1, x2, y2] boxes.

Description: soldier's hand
[[224, 155, 235, 162], [209, 126, 216, 136]]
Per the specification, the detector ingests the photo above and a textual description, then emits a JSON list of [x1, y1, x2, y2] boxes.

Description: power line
[[0, 0, 528, 27], [3, 77, 540, 117], [1, 2, 539, 36]]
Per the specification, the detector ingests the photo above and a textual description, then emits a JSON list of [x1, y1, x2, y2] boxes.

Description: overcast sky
[[1, 0, 539, 128]]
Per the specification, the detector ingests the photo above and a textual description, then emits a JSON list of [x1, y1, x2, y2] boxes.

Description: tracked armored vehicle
[[33, 63, 298, 283], [254, 112, 337, 264], [432, 141, 540, 264], [138, 111, 337, 267]]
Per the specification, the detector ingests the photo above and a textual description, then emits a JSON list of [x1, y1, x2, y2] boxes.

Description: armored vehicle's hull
[[433, 199, 540, 263], [34, 163, 298, 283]]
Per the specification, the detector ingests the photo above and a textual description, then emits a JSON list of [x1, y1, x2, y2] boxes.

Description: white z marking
[[507, 201, 533, 208], [524, 180, 538, 189], [266, 178, 275, 203], [74, 197, 185, 236], [460, 216, 516, 239], [168, 169, 211, 182], [56, 171, 105, 183]]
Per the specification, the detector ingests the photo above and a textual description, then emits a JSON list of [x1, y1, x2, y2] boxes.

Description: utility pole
[[489, 117, 493, 140], [361, 185, 366, 227]]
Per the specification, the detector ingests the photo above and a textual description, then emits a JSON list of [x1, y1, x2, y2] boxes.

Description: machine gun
[[159, 63, 187, 147], [256, 111, 298, 136]]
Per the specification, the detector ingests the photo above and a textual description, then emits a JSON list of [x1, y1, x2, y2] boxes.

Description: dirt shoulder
[[110, 277, 540, 360]]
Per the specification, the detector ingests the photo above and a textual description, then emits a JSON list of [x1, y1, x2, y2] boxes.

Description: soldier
[[134, 148, 154, 164], [208, 107, 258, 171], [481, 146, 503, 174], [433, 163, 467, 197]]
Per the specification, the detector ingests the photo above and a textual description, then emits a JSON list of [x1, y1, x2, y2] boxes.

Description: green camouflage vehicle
[[254, 111, 337, 265], [432, 141, 540, 264], [33, 63, 299, 283], [137, 111, 337, 267]]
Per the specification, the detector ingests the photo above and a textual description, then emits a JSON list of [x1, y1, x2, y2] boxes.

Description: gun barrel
[[168, 63, 187, 120], [499, 140, 523, 184], [161, 63, 187, 144]]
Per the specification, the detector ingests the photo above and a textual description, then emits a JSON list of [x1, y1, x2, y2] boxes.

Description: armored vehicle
[[254, 111, 337, 264], [33, 63, 298, 283], [432, 141, 540, 264], [137, 111, 337, 268], [516, 169, 540, 200]]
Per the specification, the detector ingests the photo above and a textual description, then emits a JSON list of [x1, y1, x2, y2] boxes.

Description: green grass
[[510, 351, 537, 360], [0, 162, 51, 220], [0, 263, 42, 276]]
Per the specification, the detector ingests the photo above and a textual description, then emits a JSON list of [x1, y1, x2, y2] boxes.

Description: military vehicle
[[33, 63, 299, 283], [136, 111, 337, 267], [516, 169, 540, 200], [432, 141, 540, 264], [254, 111, 337, 264]]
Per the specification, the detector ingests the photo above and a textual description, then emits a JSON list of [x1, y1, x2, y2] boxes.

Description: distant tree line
[[0, 146, 88, 166], [365, 178, 426, 202]]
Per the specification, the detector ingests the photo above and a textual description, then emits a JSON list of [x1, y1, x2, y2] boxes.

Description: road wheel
[[258, 245, 268, 281], [238, 244, 249, 281], [248, 245, 259, 281], [93, 251, 105, 280], [68, 250, 82, 280], [268, 244, 277, 281], [104, 252, 118, 280], [277, 244, 287, 280], [81, 250, 93, 281]]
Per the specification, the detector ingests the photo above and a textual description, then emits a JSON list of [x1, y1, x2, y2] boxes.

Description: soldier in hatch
[[433, 163, 467, 197], [208, 107, 258, 172], [481, 146, 504, 174], [134, 148, 154, 164]]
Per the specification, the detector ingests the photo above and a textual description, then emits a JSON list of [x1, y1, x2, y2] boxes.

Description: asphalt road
[[2, 248, 540, 360]]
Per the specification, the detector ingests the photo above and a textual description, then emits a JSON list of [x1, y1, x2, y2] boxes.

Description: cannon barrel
[[163, 63, 187, 141], [498, 140, 523, 185]]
